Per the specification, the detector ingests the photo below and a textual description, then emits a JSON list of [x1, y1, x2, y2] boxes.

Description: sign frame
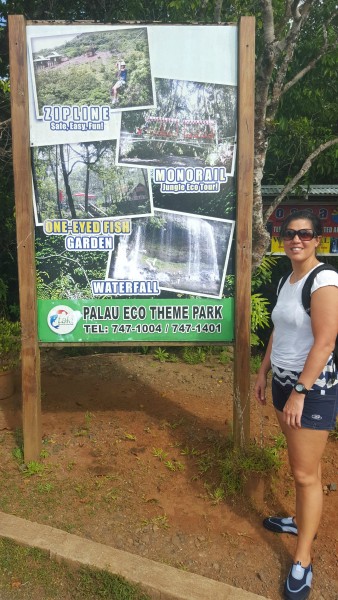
[[9, 15, 255, 460]]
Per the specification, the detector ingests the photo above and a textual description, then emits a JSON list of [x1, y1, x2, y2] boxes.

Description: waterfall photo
[[117, 78, 237, 173], [107, 210, 235, 298]]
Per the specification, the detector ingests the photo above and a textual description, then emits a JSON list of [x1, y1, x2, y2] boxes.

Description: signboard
[[26, 24, 238, 344], [267, 204, 338, 256]]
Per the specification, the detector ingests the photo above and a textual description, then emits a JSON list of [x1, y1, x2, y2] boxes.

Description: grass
[[150, 345, 260, 372], [163, 459, 185, 472], [153, 347, 179, 363], [141, 514, 169, 530], [152, 447, 168, 461], [249, 354, 263, 374], [0, 538, 150, 600], [330, 420, 338, 440], [153, 347, 170, 363], [152, 448, 185, 472], [196, 432, 282, 497], [182, 347, 206, 364], [218, 348, 233, 366]]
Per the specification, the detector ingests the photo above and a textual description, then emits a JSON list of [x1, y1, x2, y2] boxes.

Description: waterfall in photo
[[109, 212, 231, 297], [187, 217, 220, 284], [112, 225, 144, 280]]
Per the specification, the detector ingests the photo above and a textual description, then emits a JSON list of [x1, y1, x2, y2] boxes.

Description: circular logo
[[47, 305, 81, 335]]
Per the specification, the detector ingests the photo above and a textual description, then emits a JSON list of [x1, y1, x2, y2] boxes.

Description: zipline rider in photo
[[111, 60, 127, 105]]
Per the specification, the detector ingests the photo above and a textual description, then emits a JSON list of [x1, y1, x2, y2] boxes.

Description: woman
[[254, 209, 338, 600]]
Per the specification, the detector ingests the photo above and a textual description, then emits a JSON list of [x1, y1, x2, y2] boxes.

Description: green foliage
[[0, 187, 19, 319], [271, 433, 287, 450], [182, 347, 206, 364], [223, 274, 235, 298], [263, 0, 338, 185], [250, 354, 262, 373], [141, 515, 169, 530], [12, 446, 24, 463], [251, 256, 280, 292], [218, 347, 232, 366], [0, 279, 8, 318], [330, 420, 338, 440], [197, 433, 281, 498], [164, 459, 185, 472], [0, 79, 10, 94], [22, 461, 45, 477], [0, 538, 151, 600], [0, 319, 21, 371], [37, 482, 54, 493], [250, 294, 270, 333], [153, 347, 170, 363], [152, 447, 168, 461], [35, 233, 107, 299], [207, 486, 225, 504], [250, 255, 280, 346], [219, 442, 281, 495]]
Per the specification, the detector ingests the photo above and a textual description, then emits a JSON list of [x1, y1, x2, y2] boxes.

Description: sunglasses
[[281, 229, 317, 241]]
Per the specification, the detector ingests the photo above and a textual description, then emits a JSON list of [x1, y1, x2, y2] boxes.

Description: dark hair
[[280, 209, 322, 237]]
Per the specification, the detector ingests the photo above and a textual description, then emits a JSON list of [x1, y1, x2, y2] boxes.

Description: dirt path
[[0, 350, 337, 599]]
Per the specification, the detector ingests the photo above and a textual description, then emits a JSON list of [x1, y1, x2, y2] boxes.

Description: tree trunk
[[59, 144, 76, 219], [214, 0, 223, 23], [31, 149, 42, 222], [84, 146, 90, 213]]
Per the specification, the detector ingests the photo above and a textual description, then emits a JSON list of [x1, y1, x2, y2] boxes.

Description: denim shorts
[[272, 376, 338, 430]]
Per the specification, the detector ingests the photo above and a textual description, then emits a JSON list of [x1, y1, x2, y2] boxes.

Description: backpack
[[277, 264, 338, 370]]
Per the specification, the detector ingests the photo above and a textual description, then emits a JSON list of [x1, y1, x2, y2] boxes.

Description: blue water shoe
[[263, 516, 298, 535], [284, 562, 313, 600]]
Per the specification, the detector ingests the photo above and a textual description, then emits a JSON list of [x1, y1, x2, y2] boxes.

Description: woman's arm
[[295, 285, 338, 389], [282, 284, 338, 429], [254, 331, 274, 405]]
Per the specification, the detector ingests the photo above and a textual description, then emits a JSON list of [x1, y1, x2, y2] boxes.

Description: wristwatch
[[294, 382, 309, 394]]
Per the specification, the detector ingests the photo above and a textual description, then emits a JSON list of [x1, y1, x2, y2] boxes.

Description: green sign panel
[[38, 298, 234, 343], [27, 23, 238, 344]]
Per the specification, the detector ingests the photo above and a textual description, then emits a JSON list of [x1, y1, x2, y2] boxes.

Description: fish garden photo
[[32, 141, 152, 223]]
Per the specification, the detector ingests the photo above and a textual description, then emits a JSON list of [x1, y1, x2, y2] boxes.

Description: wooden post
[[9, 15, 42, 462], [233, 16, 255, 448]]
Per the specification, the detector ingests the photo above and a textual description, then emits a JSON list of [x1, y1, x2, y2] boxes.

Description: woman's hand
[[282, 392, 305, 429], [254, 372, 268, 405]]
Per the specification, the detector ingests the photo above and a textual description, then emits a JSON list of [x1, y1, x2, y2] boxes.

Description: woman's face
[[282, 218, 321, 262]]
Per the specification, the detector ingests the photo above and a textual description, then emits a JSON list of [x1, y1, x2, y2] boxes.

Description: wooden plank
[[233, 17, 255, 448], [8, 15, 41, 462]]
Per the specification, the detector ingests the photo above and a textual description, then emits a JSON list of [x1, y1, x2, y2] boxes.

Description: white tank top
[[271, 266, 338, 372]]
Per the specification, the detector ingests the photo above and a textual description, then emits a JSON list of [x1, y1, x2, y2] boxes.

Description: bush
[[0, 319, 21, 372]]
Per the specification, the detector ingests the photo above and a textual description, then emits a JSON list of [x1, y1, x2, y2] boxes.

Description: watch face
[[295, 383, 306, 393]]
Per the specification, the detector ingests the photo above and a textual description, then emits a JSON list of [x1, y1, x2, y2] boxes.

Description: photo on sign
[[28, 27, 154, 116], [107, 210, 235, 298], [117, 78, 237, 173], [152, 169, 236, 221], [35, 227, 108, 300], [32, 141, 153, 225]]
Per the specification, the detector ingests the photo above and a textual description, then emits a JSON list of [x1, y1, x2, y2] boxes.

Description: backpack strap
[[276, 272, 291, 297], [301, 264, 338, 315]]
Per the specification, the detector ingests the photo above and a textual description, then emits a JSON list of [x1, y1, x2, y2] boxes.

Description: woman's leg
[[275, 409, 329, 566]]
